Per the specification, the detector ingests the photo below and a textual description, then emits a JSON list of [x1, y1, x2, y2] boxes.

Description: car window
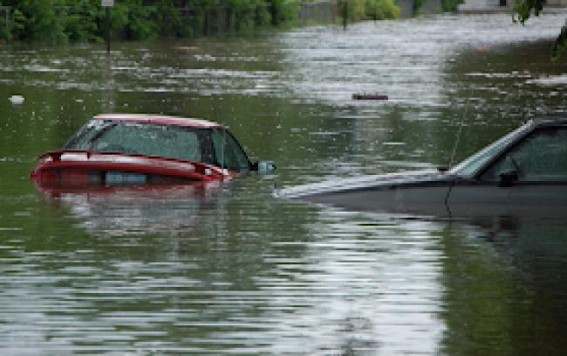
[[68, 122, 203, 162], [449, 125, 525, 177], [64, 120, 109, 149], [211, 129, 250, 172], [481, 127, 567, 182]]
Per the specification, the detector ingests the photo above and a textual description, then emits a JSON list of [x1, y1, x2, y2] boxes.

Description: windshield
[[449, 123, 529, 177]]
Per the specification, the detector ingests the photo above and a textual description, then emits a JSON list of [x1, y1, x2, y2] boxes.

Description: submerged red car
[[31, 113, 275, 190]]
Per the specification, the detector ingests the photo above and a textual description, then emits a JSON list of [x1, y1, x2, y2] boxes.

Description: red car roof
[[93, 114, 223, 129]]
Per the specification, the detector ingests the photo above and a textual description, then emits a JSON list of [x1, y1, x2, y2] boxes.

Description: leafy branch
[[513, 0, 566, 60]]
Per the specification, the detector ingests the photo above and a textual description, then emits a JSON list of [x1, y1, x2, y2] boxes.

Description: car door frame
[[446, 122, 567, 220]]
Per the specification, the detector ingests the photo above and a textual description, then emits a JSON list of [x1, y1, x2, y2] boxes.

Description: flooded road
[[1, 12, 567, 354]]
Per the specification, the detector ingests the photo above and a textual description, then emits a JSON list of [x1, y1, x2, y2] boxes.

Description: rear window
[[65, 121, 207, 163]]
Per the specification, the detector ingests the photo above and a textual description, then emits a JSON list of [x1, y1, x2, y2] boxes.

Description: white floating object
[[9, 95, 24, 105]]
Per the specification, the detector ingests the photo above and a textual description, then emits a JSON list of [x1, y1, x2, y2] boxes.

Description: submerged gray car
[[279, 116, 567, 220]]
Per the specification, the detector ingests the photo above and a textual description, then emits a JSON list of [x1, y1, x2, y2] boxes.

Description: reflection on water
[[1, 11, 567, 353], [441, 221, 567, 354], [38, 183, 225, 237], [258, 211, 446, 354]]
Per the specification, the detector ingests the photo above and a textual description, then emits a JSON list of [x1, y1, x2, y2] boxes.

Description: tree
[[12, 0, 67, 44], [513, 0, 566, 60]]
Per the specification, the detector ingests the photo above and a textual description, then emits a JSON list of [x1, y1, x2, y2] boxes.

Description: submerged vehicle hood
[[277, 169, 449, 199]]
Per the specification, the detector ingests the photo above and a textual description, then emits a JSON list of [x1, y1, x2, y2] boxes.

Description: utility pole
[[0, 6, 11, 34], [342, 0, 348, 31], [101, 0, 114, 54]]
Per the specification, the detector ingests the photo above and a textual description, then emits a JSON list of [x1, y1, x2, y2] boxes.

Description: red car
[[31, 113, 274, 190]]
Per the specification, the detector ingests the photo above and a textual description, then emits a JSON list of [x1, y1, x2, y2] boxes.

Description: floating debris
[[352, 93, 388, 101], [9, 95, 25, 105]]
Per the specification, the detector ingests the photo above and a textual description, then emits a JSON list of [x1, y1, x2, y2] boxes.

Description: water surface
[[1, 12, 567, 354]]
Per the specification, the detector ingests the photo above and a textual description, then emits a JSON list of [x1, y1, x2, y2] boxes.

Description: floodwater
[[1, 12, 567, 354]]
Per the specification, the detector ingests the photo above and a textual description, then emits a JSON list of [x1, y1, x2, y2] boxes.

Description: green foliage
[[367, 0, 401, 20], [411, 0, 425, 15], [64, 2, 104, 43], [228, 0, 258, 32], [154, 4, 193, 37], [120, 2, 160, 40], [341, 0, 400, 21], [513, 0, 565, 59], [271, 0, 300, 27], [348, 0, 366, 21], [0, 0, 399, 44], [12, 0, 67, 44], [0, 5, 8, 41], [551, 23, 567, 61], [1, 0, 293, 43], [440, 0, 464, 12], [513, 0, 544, 24]]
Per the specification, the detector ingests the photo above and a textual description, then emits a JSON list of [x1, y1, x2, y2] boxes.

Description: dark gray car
[[279, 116, 567, 220]]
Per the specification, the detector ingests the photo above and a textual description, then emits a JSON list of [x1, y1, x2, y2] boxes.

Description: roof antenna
[[448, 103, 469, 169], [448, 121, 464, 168], [220, 128, 227, 181]]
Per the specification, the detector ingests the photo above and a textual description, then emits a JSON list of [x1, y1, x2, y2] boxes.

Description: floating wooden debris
[[352, 93, 388, 101]]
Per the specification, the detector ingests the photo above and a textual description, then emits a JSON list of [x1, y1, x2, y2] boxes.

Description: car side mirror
[[498, 170, 518, 187], [252, 161, 276, 173]]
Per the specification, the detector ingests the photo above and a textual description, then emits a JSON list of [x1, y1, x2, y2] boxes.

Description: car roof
[[92, 113, 224, 129]]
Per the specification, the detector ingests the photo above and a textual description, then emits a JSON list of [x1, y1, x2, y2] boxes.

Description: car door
[[447, 126, 567, 219]]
